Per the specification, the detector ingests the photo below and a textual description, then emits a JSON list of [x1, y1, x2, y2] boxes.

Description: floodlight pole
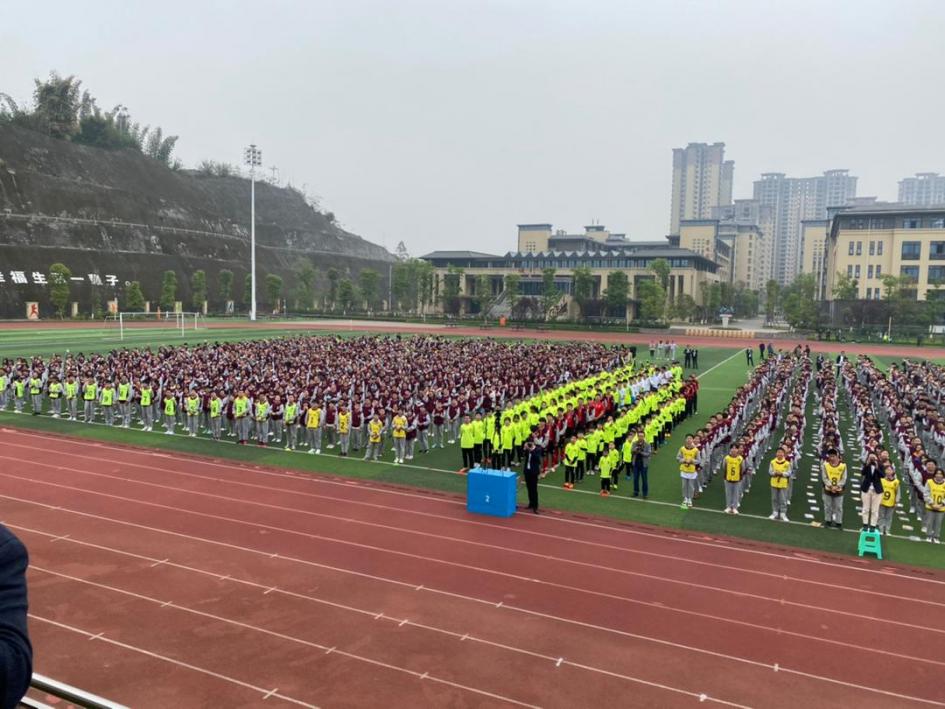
[[244, 144, 262, 321]]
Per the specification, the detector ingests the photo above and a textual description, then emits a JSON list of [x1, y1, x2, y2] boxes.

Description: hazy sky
[[3, 0, 944, 256]]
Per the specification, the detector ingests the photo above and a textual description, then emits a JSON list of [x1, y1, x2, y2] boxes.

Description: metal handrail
[[19, 673, 129, 709]]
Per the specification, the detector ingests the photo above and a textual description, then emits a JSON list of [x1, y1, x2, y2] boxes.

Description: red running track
[[1, 427, 944, 708]]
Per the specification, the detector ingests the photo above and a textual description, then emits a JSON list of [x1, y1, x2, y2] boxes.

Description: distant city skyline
[[2, 1, 943, 257]]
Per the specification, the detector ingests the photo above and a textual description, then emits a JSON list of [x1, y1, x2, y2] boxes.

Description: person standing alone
[[522, 440, 542, 513]]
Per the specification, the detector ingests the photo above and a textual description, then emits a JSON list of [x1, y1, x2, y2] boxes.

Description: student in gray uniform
[[821, 449, 848, 529]]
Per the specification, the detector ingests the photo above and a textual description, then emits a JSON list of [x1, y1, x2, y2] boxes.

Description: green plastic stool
[[858, 530, 883, 559]]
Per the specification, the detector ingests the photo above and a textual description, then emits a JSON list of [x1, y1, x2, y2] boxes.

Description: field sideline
[[1, 319, 944, 570]]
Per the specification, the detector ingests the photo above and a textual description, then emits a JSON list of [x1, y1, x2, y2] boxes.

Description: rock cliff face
[[0, 125, 393, 316]]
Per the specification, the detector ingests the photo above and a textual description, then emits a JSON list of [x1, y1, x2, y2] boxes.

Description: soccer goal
[[107, 311, 205, 340]]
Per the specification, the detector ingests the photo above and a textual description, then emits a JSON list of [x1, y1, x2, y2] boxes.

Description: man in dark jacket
[[0, 524, 31, 709], [522, 440, 543, 513]]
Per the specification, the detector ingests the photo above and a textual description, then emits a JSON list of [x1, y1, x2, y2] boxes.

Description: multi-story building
[[674, 219, 765, 292], [824, 205, 945, 301], [898, 173, 945, 206], [669, 142, 734, 235], [754, 169, 858, 286], [712, 198, 775, 288], [800, 219, 829, 299], [422, 224, 721, 319]]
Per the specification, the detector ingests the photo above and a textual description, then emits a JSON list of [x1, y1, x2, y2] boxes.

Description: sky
[[2, 0, 944, 257]]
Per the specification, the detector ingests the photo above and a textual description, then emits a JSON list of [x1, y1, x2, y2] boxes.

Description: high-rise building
[[753, 169, 857, 285], [669, 142, 734, 235], [712, 199, 775, 288], [899, 173, 945, 206]]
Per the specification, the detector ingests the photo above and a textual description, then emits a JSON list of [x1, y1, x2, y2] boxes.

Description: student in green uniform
[[82, 377, 97, 422], [472, 412, 485, 466], [117, 377, 133, 428], [47, 376, 63, 418], [576, 432, 588, 483], [564, 435, 578, 489], [459, 415, 475, 471], [28, 373, 43, 415], [599, 443, 615, 496], [139, 381, 154, 431], [254, 393, 270, 446], [64, 375, 79, 421], [283, 394, 299, 450], [185, 390, 202, 437], [99, 382, 116, 425], [13, 376, 26, 414], [162, 390, 177, 435], [0, 367, 8, 410]]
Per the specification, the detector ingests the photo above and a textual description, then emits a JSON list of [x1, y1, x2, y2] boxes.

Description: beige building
[[824, 205, 945, 301], [675, 219, 766, 291], [712, 199, 775, 287], [669, 142, 734, 235], [800, 219, 829, 299], [422, 224, 722, 319]]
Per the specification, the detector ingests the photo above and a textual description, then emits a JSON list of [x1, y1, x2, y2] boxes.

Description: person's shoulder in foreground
[[0, 524, 31, 709]]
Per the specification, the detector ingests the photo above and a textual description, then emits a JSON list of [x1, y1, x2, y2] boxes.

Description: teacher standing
[[523, 440, 543, 514]]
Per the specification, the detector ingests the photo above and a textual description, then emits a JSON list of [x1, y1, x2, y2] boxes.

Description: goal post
[[108, 311, 204, 341]]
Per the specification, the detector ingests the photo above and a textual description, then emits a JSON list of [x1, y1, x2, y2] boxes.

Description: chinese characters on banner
[[0, 272, 121, 287]]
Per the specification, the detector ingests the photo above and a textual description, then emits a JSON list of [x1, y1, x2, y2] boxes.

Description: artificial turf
[[1, 325, 944, 569]]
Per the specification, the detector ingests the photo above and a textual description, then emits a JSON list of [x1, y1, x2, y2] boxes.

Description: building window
[[903, 218, 920, 229], [900, 265, 920, 282], [876, 264, 882, 277], [901, 241, 921, 260], [866, 287, 872, 299], [930, 241, 945, 260], [856, 241, 862, 255], [854, 264, 861, 279], [869, 241, 875, 255], [868, 265, 874, 279], [929, 266, 945, 283], [848, 241, 855, 256], [874, 289, 881, 300], [932, 218, 945, 229], [847, 265, 853, 278], [877, 241, 884, 255]]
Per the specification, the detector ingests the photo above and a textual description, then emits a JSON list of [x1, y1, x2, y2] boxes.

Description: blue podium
[[466, 469, 518, 517]]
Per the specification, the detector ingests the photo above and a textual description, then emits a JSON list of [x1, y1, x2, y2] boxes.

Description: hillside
[[0, 124, 393, 316]]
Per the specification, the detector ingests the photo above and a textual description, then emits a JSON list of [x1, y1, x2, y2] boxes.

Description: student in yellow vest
[[64, 375, 79, 421], [47, 376, 63, 418], [117, 376, 133, 428], [209, 390, 224, 440], [12, 376, 26, 414], [283, 394, 299, 450], [0, 367, 8, 411], [139, 381, 154, 431], [162, 390, 177, 435], [723, 444, 745, 515], [599, 442, 615, 496], [676, 435, 700, 509], [99, 382, 116, 426], [391, 409, 408, 464], [364, 413, 384, 462], [337, 404, 351, 457], [254, 393, 270, 446], [924, 469, 945, 544], [459, 415, 475, 471], [877, 465, 900, 536], [606, 442, 621, 491], [769, 447, 791, 521], [576, 432, 588, 483], [28, 372, 43, 415], [305, 400, 322, 453], [498, 417, 514, 472], [563, 435, 579, 489], [821, 448, 847, 529], [471, 412, 486, 467], [185, 390, 202, 438], [233, 390, 251, 445]]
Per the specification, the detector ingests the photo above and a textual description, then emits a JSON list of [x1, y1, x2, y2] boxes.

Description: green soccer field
[[2, 324, 944, 569]]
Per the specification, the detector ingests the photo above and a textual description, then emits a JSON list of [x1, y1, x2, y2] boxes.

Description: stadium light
[[243, 144, 262, 321]]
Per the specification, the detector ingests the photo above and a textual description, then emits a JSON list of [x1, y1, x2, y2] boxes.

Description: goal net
[[106, 311, 206, 341]]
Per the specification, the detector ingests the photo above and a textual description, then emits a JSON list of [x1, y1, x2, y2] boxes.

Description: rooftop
[[420, 250, 503, 260]]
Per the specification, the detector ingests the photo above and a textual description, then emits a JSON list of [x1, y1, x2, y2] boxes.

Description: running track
[[2, 429, 944, 707]]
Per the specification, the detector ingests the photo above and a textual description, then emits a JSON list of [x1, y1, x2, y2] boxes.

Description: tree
[[265, 274, 284, 312], [143, 125, 179, 168], [395, 241, 410, 261], [32, 72, 82, 138], [674, 293, 697, 322], [190, 270, 207, 310], [337, 278, 358, 313], [125, 281, 146, 312], [159, 270, 178, 310], [603, 271, 629, 317], [391, 262, 414, 312], [359, 268, 381, 312], [781, 274, 819, 330], [48, 263, 72, 318], [832, 272, 859, 301], [504, 273, 521, 317], [326, 268, 340, 311], [650, 258, 671, 290], [473, 275, 493, 318], [541, 268, 560, 321], [571, 267, 595, 319], [218, 269, 234, 304], [415, 260, 435, 314], [442, 266, 463, 315], [294, 260, 317, 310], [243, 273, 253, 308], [765, 279, 781, 323], [707, 282, 722, 318], [637, 279, 666, 323]]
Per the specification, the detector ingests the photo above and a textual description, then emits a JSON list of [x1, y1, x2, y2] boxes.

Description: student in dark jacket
[[860, 453, 884, 532], [0, 524, 31, 709], [522, 440, 543, 513]]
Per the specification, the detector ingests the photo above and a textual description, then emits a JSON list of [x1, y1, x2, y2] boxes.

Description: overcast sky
[[3, 0, 944, 256]]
